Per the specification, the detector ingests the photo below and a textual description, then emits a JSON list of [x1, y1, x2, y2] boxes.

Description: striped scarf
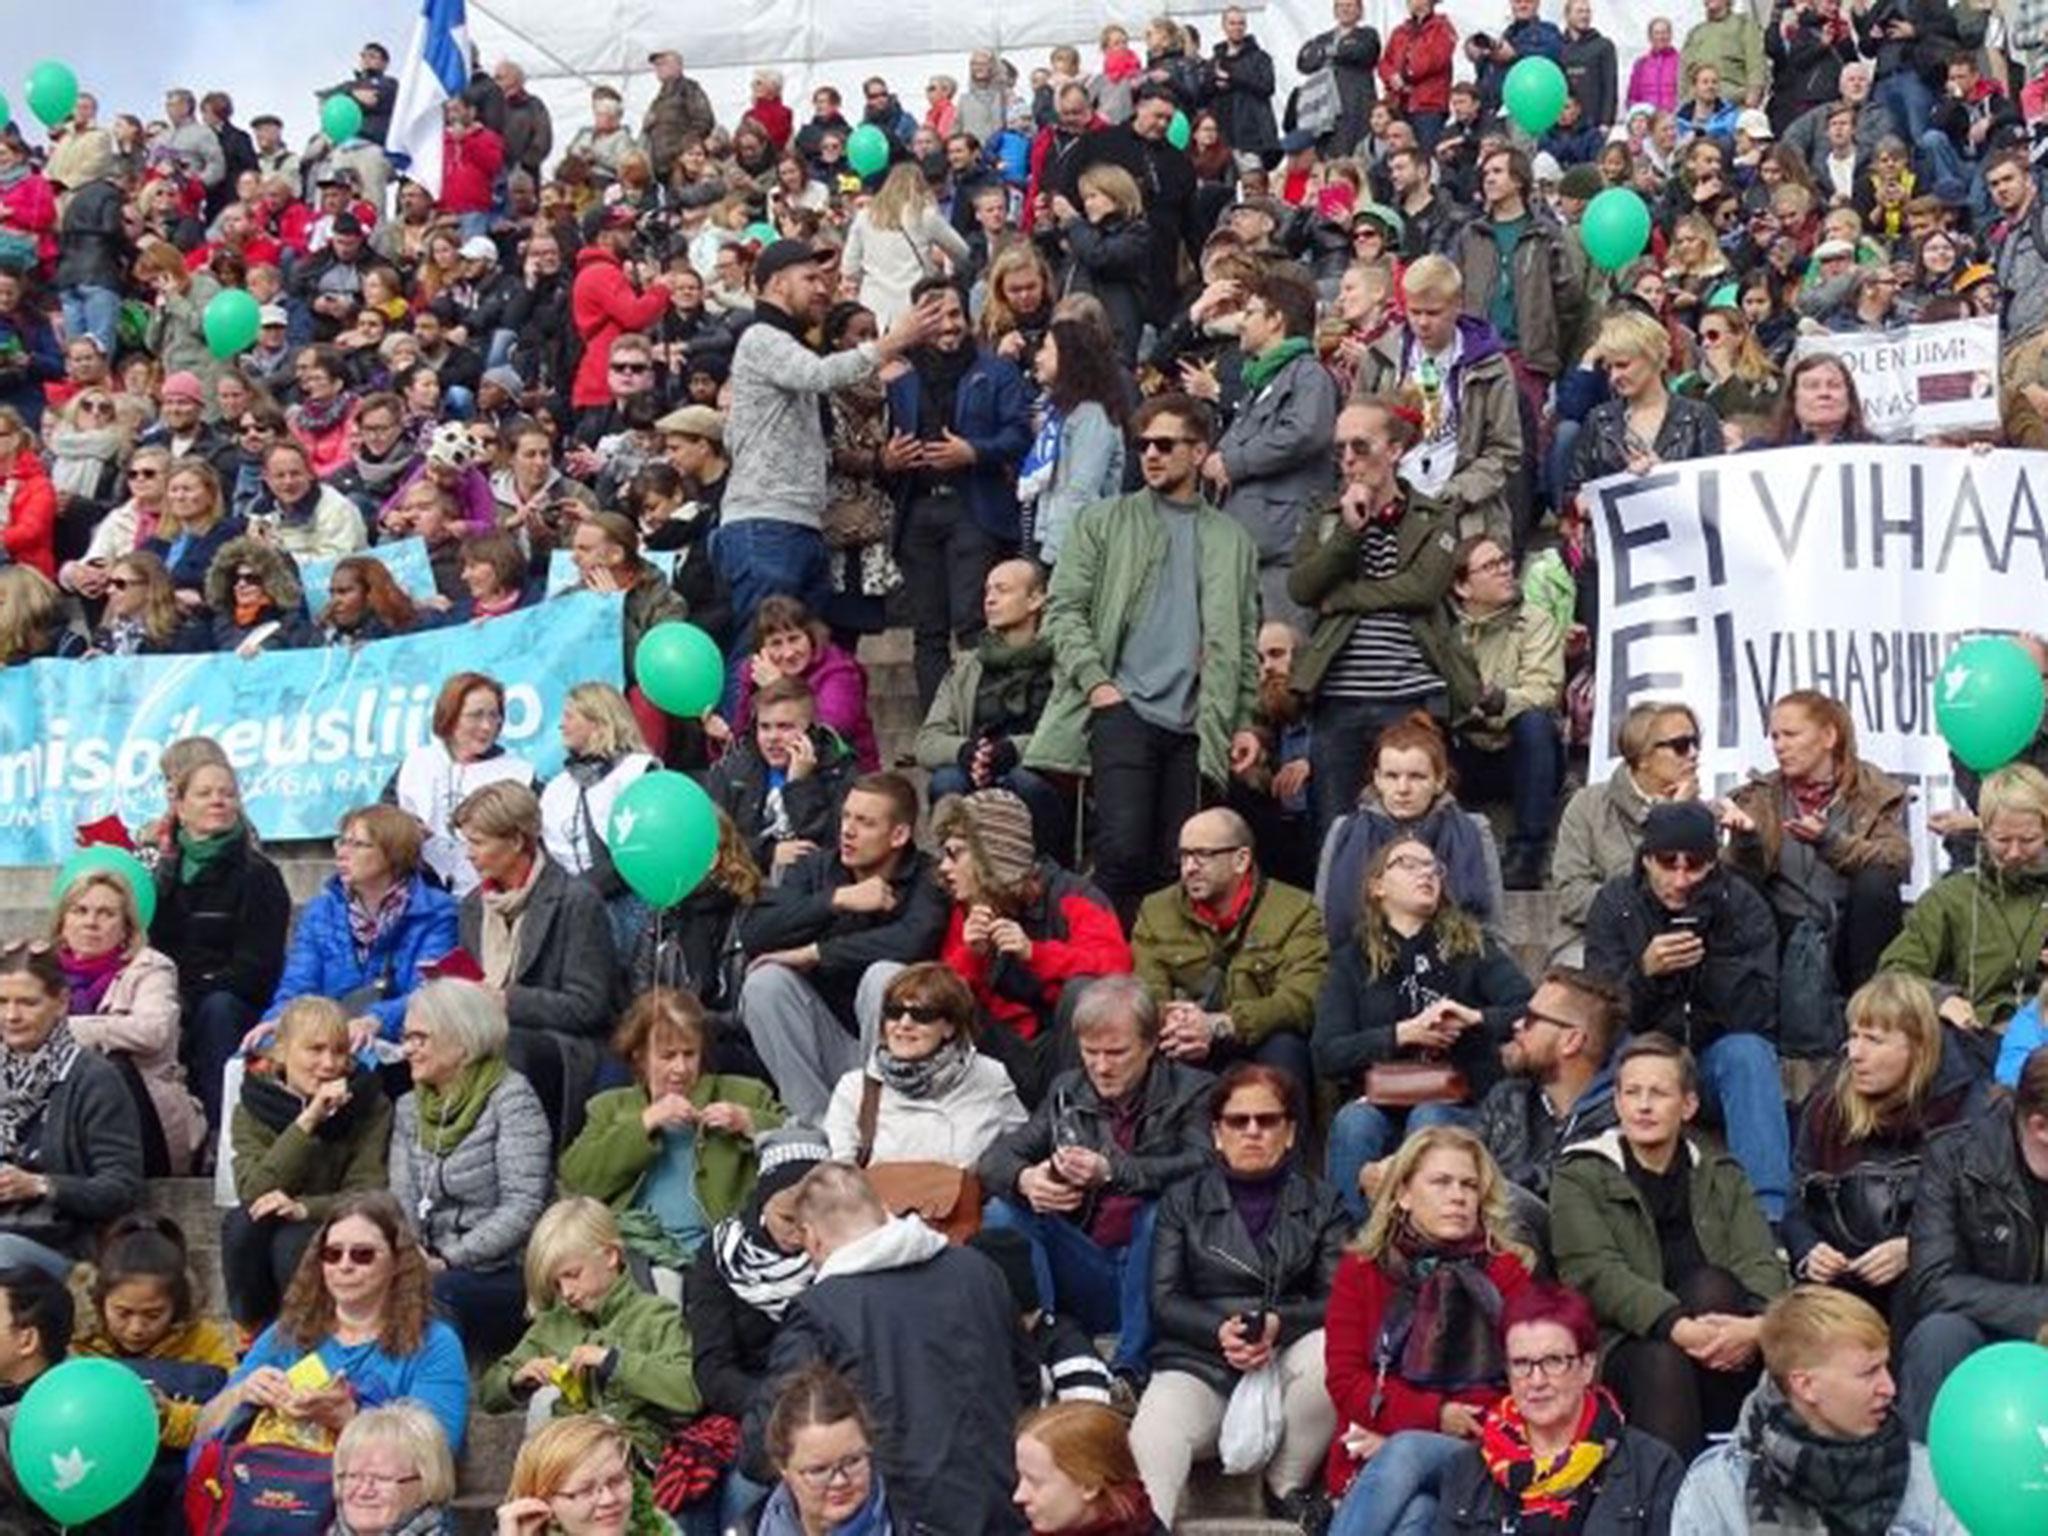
[[1479, 1386, 1622, 1533]]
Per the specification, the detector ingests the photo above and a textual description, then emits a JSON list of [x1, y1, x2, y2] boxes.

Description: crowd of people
[[4, 4, 2048, 1533]]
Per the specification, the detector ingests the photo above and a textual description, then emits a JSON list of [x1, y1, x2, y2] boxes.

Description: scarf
[[758, 1475, 892, 1536], [290, 390, 354, 437], [1017, 403, 1065, 511], [1190, 871, 1257, 935], [44, 425, 124, 498], [331, 1507, 444, 1536], [233, 593, 271, 628], [102, 615, 149, 656], [873, 1032, 977, 1102], [57, 945, 125, 1015], [477, 856, 540, 988], [349, 445, 414, 494], [346, 879, 411, 964], [1377, 1222, 1507, 1395], [710, 1212, 814, 1319], [0, 160, 27, 192], [1325, 793, 1495, 938], [1787, 775, 1836, 821], [1480, 1386, 1623, 1534], [1225, 1160, 1292, 1248], [0, 1019, 81, 1164], [1742, 1384, 1910, 1536], [414, 1055, 508, 1152], [1240, 335, 1312, 395], [970, 632, 1056, 738], [242, 1061, 380, 1142], [274, 485, 323, 529], [176, 823, 240, 885]]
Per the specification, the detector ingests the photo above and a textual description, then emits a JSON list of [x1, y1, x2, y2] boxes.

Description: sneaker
[[1266, 1486, 1333, 1536]]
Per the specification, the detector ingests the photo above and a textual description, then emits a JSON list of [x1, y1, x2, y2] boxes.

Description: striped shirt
[[1318, 519, 1443, 702]]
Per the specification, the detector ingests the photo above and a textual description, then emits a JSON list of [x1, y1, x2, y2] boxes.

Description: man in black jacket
[[737, 773, 946, 1121], [1584, 800, 1791, 1223], [706, 677, 857, 874], [747, 1164, 1032, 1534], [1898, 1045, 2048, 1437], [54, 139, 127, 357], [1295, 0, 1381, 156], [329, 42, 399, 145], [980, 975, 1213, 1390]]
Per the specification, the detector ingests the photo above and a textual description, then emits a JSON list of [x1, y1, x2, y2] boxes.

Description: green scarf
[[415, 1056, 508, 1151], [1241, 335, 1313, 394], [177, 823, 241, 885], [971, 632, 1056, 738]]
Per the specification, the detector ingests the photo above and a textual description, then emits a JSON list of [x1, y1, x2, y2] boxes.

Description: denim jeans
[[1876, 69, 1935, 149], [711, 518, 830, 643], [186, 989, 258, 1135], [983, 1197, 1158, 1375], [1326, 1101, 1476, 1221], [1309, 693, 1446, 841], [1330, 1430, 1468, 1536], [1694, 1031, 1792, 1220], [1453, 710, 1564, 858], [61, 284, 121, 355]]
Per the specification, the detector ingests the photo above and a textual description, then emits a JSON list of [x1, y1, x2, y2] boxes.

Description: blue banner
[[299, 537, 439, 613], [545, 547, 678, 598], [0, 593, 623, 866]]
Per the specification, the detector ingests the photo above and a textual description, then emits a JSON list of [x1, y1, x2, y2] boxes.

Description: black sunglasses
[[1653, 733, 1701, 756], [1136, 434, 1192, 454], [885, 1002, 952, 1025]]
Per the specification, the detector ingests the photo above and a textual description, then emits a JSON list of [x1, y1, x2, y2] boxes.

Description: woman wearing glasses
[[1432, 1282, 1684, 1534], [45, 388, 132, 548], [223, 399, 285, 521], [200, 533, 314, 655], [498, 1415, 668, 1536], [61, 443, 170, 599], [1314, 837, 1532, 1221], [195, 1190, 470, 1454], [1127, 1063, 1346, 1526], [330, 1402, 458, 1536], [87, 550, 197, 655], [750, 1365, 897, 1536], [1552, 702, 1703, 945]]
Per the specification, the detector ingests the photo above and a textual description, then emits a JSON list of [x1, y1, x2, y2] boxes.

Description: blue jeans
[[983, 1197, 1158, 1375], [1326, 1101, 1476, 1221], [1876, 69, 1935, 149], [1695, 1031, 1792, 1221], [1330, 1430, 1468, 1536], [61, 284, 121, 355], [712, 518, 829, 641]]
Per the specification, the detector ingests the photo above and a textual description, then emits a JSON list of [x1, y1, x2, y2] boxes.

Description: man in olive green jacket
[[1024, 395, 1262, 924], [1131, 806, 1330, 1097]]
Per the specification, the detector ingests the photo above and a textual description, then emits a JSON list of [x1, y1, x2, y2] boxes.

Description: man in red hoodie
[[438, 96, 503, 238], [568, 206, 679, 412]]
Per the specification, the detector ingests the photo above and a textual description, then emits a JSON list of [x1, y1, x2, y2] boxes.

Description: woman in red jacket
[[1378, 0, 1458, 151], [0, 407, 57, 577], [1323, 1125, 1531, 1536]]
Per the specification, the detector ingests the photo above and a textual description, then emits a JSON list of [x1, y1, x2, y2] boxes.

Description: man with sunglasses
[[1584, 800, 1792, 1223], [567, 205, 679, 417], [1024, 393, 1263, 927]]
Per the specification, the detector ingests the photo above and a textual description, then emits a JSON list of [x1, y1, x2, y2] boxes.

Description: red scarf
[[1479, 1386, 1623, 1526], [1787, 775, 1835, 820], [1189, 873, 1256, 934]]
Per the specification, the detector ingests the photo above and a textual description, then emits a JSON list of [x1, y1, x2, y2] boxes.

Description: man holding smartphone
[[1583, 801, 1792, 1223]]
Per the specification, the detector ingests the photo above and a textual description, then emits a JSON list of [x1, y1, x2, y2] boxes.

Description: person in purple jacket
[[728, 594, 882, 771]]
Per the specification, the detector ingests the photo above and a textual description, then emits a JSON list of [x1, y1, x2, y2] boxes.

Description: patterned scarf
[[346, 879, 411, 964], [710, 1212, 814, 1320], [1376, 1222, 1507, 1395], [873, 1032, 977, 1102], [1480, 1386, 1623, 1534], [0, 1019, 81, 1163], [1742, 1381, 1911, 1536]]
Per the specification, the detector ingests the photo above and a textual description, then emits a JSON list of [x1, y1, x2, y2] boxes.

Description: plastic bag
[[1218, 1362, 1283, 1473]]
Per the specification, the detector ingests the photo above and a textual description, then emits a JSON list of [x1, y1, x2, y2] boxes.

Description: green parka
[[1879, 859, 2048, 1027], [558, 1076, 784, 1227]]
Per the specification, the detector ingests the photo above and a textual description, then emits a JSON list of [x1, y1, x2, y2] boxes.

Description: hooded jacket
[[201, 534, 315, 653], [1476, 1059, 1619, 1200], [1451, 595, 1566, 753], [568, 246, 670, 410], [1453, 207, 1586, 379], [1206, 37, 1280, 155], [739, 846, 951, 1027], [1550, 1130, 1789, 1344], [939, 859, 1131, 1043], [704, 726, 858, 874], [1878, 857, 2048, 1027], [1287, 484, 1465, 700], [1907, 1096, 2048, 1340], [1551, 766, 1660, 938], [1725, 761, 1911, 920], [67, 946, 205, 1173], [1583, 860, 1779, 1057], [264, 872, 461, 1042], [735, 644, 881, 772], [0, 446, 56, 576]]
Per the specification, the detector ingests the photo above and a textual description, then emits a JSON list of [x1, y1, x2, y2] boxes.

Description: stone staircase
[[54, 628, 1571, 1532]]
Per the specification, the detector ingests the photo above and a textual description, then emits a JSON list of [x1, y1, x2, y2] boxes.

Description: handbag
[[1292, 67, 1341, 137], [1362, 1058, 1470, 1109], [856, 1076, 984, 1244]]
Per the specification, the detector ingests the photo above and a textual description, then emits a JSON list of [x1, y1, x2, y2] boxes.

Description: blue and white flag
[[387, 0, 470, 198]]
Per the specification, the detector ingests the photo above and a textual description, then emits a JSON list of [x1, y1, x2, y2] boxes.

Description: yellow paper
[[285, 1353, 333, 1392]]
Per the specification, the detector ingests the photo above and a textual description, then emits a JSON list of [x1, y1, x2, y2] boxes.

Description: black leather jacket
[[1908, 1096, 2048, 1339]]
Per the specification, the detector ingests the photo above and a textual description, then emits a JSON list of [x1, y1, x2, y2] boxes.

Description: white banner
[[1794, 317, 2001, 443], [1587, 444, 2048, 892]]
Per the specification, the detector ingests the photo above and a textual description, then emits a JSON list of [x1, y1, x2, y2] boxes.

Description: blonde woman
[[538, 680, 659, 951], [1323, 1126, 1534, 1531], [1565, 306, 1722, 500], [842, 162, 971, 326], [1049, 163, 1149, 363], [88, 550, 192, 656], [63, 443, 171, 599], [50, 868, 203, 1172], [144, 460, 246, 611], [0, 565, 82, 664], [496, 1416, 666, 1536], [331, 1402, 458, 1536], [978, 243, 1056, 371], [1679, 304, 1782, 422]]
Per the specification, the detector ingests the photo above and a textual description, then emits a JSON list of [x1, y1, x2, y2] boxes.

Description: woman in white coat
[[841, 163, 971, 328], [538, 682, 659, 954], [388, 671, 536, 896], [825, 963, 1026, 1167], [50, 868, 205, 1173]]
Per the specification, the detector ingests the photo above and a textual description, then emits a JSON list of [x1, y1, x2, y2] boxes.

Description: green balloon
[[202, 288, 262, 360], [0, 92, 12, 132], [744, 221, 778, 245], [846, 123, 891, 178], [1167, 110, 1191, 150], [608, 771, 719, 908], [321, 93, 364, 144], [1937, 636, 2048, 772], [24, 61, 78, 129], [635, 622, 725, 718], [1501, 56, 1567, 135], [1929, 1342, 2048, 1535], [11, 1358, 158, 1525], [56, 845, 156, 931], [1580, 187, 1652, 272]]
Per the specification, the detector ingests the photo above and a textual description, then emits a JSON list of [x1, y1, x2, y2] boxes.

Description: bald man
[[1130, 807, 1329, 1099]]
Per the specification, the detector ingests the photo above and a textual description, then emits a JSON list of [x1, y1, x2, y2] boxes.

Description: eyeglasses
[[1178, 844, 1244, 863], [321, 1243, 386, 1268], [1507, 1350, 1586, 1380], [1518, 1006, 1582, 1034], [1135, 434, 1193, 455], [1219, 1110, 1289, 1132], [1698, 328, 1728, 344], [1385, 854, 1441, 876], [400, 1030, 432, 1049], [1465, 554, 1513, 576], [105, 576, 138, 592], [1335, 437, 1379, 457], [238, 419, 274, 435], [1652, 733, 1701, 756], [885, 1002, 951, 1026], [552, 1470, 632, 1506], [790, 1451, 870, 1491], [338, 1471, 422, 1493], [129, 468, 161, 479], [80, 399, 115, 416], [1648, 851, 1713, 874], [609, 361, 653, 374]]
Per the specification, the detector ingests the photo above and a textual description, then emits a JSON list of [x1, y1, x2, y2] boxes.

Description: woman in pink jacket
[[1626, 17, 1682, 114], [729, 593, 882, 770], [0, 138, 58, 273]]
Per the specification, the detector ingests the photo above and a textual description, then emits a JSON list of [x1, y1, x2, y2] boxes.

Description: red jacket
[[1379, 13, 1459, 117], [275, 199, 375, 257], [185, 233, 284, 273], [569, 247, 671, 409], [746, 99, 794, 150], [1024, 118, 1106, 231], [439, 125, 504, 215], [1, 446, 57, 577], [940, 866, 1133, 1040], [1323, 1247, 1531, 1496]]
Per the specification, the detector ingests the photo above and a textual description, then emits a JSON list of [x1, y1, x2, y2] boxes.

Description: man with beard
[[881, 276, 1032, 711], [860, 76, 921, 151], [1025, 83, 1104, 233], [1226, 621, 1316, 888]]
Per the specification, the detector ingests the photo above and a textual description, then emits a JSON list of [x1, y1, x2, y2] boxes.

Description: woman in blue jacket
[[260, 804, 460, 1053]]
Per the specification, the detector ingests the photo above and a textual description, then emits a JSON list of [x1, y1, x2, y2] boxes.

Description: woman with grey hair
[[389, 978, 551, 1358], [330, 1401, 457, 1536]]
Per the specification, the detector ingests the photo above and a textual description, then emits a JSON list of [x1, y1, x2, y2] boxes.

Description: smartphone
[[1237, 1308, 1268, 1337], [1669, 914, 1702, 934]]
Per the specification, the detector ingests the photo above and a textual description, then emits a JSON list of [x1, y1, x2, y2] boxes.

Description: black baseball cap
[[753, 238, 829, 287]]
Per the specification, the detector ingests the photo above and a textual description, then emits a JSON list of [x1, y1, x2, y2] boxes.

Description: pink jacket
[[1627, 46, 1681, 114], [735, 642, 881, 771], [70, 947, 206, 1173], [0, 171, 58, 270]]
